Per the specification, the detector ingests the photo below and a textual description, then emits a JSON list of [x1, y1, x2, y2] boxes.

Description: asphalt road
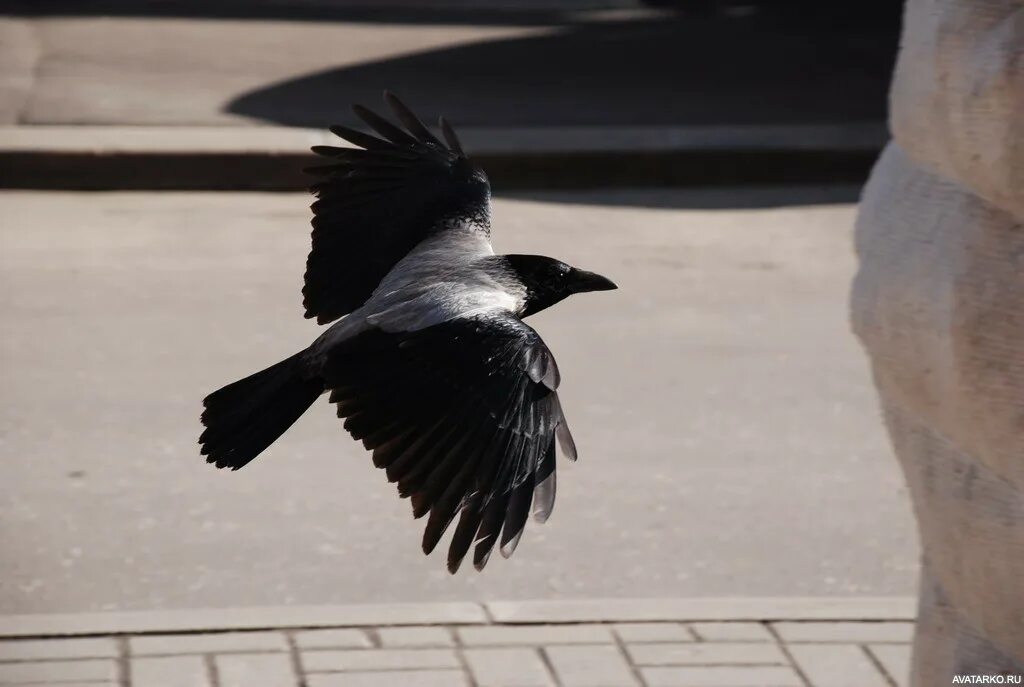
[[0, 188, 918, 614]]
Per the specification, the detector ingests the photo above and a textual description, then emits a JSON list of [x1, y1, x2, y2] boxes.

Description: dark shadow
[[224, 10, 898, 129], [501, 185, 863, 210], [0, 0, 902, 28], [0, 0, 616, 25], [7, 1, 897, 204]]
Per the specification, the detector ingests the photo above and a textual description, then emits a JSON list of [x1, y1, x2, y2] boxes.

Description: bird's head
[[502, 254, 617, 317]]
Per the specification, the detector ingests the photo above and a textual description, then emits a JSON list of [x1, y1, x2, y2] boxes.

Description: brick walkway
[[0, 598, 915, 686]]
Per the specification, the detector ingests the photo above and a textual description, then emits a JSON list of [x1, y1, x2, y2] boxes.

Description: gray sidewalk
[[0, 597, 915, 687], [0, 189, 917, 615]]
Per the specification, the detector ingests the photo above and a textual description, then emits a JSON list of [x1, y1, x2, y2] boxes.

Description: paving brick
[[463, 648, 553, 687], [788, 644, 889, 687], [867, 644, 912, 687], [613, 623, 692, 643], [216, 653, 297, 687], [458, 624, 613, 646], [544, 645, 638, 687], [690, 622, 773, 642], [132, 655, 210, 687], [294, 629, 373, 650], [0, 637, 119, 660], [773, 621, 914, 643], [627, 642, 786, 666], [302, 648, 460, 672], [376, 626, 453, 648], [642, 665, 803, 686], [307, 670, 469, 687], [0, 682, 113, 687], [0, 658, 117, 683], [131, 631, 287, 655]]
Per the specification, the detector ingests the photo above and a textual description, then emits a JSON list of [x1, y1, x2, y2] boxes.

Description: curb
[[0, 598, 915, 639], [0, 124, 886, 190]]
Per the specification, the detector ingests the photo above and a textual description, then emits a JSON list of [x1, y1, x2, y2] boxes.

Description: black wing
[[321, 313, 577, 573], [304, 92, 491, 324]]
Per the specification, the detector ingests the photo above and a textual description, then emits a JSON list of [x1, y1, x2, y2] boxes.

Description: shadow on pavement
[[1, 0, 648, 24], [224, 11, 898, 128], [503, 185, 863, 209]]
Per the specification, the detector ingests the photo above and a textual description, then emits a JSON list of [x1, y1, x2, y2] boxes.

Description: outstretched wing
[[321, 312, 577, 573], [304, 92, 491, 325]]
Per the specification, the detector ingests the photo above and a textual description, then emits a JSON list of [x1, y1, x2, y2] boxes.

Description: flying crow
[[199, 92, 617, 572]]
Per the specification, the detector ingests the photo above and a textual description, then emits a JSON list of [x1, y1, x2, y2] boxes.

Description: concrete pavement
[[0, 597, 917, 686], [0, 188, 918, 615], [0, 10, 895, 128], [0, 7, 896, 188]]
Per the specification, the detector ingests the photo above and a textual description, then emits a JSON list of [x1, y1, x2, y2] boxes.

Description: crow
[[199, 92, 617, 573]]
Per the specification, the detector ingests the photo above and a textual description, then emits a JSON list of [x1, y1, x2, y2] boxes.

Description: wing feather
[[304, 93, 490, 324], [385, 90, 445, 147], [439, 116, 465, 155], [320, 313, 572, 573], [327, 124, 393, 151], [353, 103, 420, 146]]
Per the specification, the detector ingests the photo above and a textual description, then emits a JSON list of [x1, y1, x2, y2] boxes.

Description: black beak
[[570, 268, 618, 293]]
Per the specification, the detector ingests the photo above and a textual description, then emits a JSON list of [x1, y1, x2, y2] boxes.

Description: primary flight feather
[[200, 92, 616, 573]]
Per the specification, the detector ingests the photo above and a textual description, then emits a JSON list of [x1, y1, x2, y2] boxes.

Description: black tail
[[200, 353, 323, 470]]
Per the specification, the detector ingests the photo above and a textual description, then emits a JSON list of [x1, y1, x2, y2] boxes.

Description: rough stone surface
[[852, 1, 1024, 683]]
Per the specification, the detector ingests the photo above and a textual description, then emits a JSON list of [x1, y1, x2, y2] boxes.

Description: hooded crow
[[200, 92, 617, 573]]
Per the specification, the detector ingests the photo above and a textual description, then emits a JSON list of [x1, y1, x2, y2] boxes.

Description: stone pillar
[[850, 1, 1024, 683]]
